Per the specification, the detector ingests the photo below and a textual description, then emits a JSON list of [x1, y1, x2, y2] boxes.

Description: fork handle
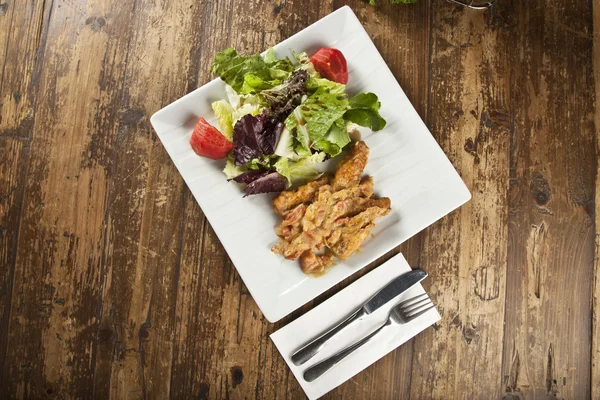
[[291, 308, 366, 366], [303, 320, 391, 382]]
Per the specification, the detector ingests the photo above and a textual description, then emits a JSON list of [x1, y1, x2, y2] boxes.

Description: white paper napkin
[[270, 253, 440, 399]]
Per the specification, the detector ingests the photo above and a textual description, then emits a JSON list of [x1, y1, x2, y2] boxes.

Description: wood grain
[[501, 0, 595, 398], [0, 0, 597, 399], [592, 0, 600, 397], [409, 2, 511, 398], [1, 0, 131, 396], [92, 0, 203, 397], [0, 0, 50, 388]]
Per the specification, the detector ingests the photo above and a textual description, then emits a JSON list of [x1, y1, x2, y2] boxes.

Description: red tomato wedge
[[310, 47, 348, 84], [190, 117, 233, 159]]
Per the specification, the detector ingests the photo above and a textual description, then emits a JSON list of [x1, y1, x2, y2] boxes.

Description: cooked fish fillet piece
[[299, 250, 334, 274], [272, 175, 330, 215], [333, 141, 369, 191]]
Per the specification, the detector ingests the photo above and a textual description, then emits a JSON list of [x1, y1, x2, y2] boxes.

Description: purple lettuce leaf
[[258, 116, 283, 155], [232, 112, 283, 166], [232, 115, 263, 165], [231, 169, 271, 184], [243, 171, 288, 197]]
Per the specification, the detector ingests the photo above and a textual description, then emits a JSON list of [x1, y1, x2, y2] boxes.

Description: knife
[[290, 268, 427, 366]]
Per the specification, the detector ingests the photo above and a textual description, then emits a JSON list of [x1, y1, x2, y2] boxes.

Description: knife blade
[[290, 268, 428, 366]]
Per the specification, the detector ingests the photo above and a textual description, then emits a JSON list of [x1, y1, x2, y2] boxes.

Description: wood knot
[[464, 138, 480, 164], [197, 383, 210, 399], [485, 109, 510, 131], [118, 107, 145, 126], [231, 366, 244, 388], [97, 326, 115, 344], [85, 16, 106, 32], [462, 322, 478, 345], [530, 172, 550, 206], [138, 322, 151, 340], [272, 3, 284, 16], [0, 3, 8, 16]]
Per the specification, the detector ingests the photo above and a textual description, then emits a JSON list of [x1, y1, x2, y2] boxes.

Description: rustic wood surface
[[0, 0, 597, 398]]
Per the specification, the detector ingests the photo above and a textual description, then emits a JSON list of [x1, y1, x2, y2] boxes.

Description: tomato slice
[[190, 117, 233, 159], [310, 47, 348, 84]]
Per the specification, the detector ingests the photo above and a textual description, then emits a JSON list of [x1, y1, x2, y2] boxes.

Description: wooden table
[[1, 0, 598, 398]]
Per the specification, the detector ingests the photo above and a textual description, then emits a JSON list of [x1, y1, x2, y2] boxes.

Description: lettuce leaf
[[232, 113, 283, 165], [261, 69, 309, 121], [344, 92, 387, 131], [244, 172, 288, 196], [275, 152, 326, 185], [284, 89, 349, 156], [312, 118, 350, 157], [264, 48, 295, 77], [292, 51, 317, 75], [224, 84, 262, 123], [274, 127, 300, 160], [211, 100, 234, 141], [223, 156, 246, 179], [307, 76, 346, 95], [289, 152, 326, 181], [212, 48, 293, 94]]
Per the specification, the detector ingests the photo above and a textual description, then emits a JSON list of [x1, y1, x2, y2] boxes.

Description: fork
[[303, 293, 435, 382]]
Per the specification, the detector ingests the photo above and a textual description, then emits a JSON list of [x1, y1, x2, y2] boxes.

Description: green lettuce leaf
[[307, 76, 346, 95], [292, 51, 317, 75], [223, 84, 263, 123], [275, 152, 326, 185], [344, 92, 387, 131], [274, 157, 291, 183], [284, 89, 349, 156], [240, 73, 279, 94], [212, 48, 292, 93], [289, 152, 326, 181], [211, 100, 234, 141], [264, 48, 295, 78], [223, 156, 246, 179], [274, 127, 300, 160], [312, 118, 350, 157]]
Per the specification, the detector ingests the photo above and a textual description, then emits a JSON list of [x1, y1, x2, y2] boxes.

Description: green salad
[[190, 46, 386, 196]]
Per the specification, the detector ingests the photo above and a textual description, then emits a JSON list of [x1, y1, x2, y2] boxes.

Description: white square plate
[[150, 6, 470, 322]]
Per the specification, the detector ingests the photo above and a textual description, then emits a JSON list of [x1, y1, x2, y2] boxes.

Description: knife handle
[[291, 307, 366, 366]]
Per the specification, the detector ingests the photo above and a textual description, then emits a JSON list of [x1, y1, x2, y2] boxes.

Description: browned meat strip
[[272, 175, 330, 215], [332, 141, 369, 191], [271, 141, 391, 274], [299, 250, 334, 275]]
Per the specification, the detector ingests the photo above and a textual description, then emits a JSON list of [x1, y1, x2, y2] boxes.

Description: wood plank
[[91, 0, 209, 398], [1, 0, 135, 397], [0, 138, 29, 392], [0, 0, 48, 139], [500, 1, 595, 398], [409, 2, 511, 398], [0, 0, 49, 390], [593, 0, 600, 396]]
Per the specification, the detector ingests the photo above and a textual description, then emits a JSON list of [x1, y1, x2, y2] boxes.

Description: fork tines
[[400, 293, 435, 320]]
